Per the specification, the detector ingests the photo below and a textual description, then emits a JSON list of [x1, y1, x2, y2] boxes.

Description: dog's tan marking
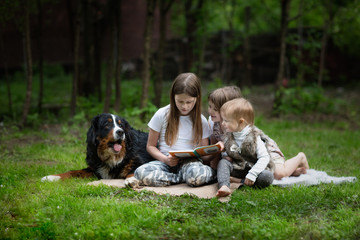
[[126, 173, 134, 178], [120, 159, 134, 178]]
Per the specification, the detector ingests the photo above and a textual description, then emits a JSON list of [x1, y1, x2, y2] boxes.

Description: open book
[[169, 143, 222, 158]]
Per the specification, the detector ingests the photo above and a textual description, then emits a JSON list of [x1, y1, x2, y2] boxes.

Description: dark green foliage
[[274, 85, 342, 115]]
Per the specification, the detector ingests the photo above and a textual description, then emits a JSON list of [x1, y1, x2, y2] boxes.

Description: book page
[[168, 151, 196, 158], [168, 143, 221, 158], [194, 144, 221, 156]]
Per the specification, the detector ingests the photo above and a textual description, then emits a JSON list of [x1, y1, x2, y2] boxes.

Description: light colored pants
[[134, 160, 216, 187]]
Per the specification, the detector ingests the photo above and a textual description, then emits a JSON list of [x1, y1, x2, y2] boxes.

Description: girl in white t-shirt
[[134, 73, 215, 187]]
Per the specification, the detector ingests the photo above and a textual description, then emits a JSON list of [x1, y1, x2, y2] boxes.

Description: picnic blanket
[[88, 179, 240, 202], [272, 169, 357, 187], [87, 169, 357, 200]]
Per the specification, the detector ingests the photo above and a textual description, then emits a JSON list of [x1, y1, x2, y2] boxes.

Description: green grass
[[1, 117, 359, 240], [1, 66, 360, 239]]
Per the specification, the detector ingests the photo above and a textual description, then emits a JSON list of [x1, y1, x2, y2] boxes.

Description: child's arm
[[204, 135, 223, 167], [147, 128, 179, 167], [199, 138, 214, 163], [245, 136, 270, 185], [198, 139, 225, 163]]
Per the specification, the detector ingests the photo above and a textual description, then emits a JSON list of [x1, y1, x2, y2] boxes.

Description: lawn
[[1, 115, 359, 239], [1, 70, 360, 239]]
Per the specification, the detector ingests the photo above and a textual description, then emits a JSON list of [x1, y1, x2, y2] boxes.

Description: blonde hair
[[166, 73, 202, 146], [220, 98, 254, 125], [208, 86, 242, 111]]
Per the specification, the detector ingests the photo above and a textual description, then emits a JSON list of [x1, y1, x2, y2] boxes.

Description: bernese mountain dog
[[42, 113, 154, 186]]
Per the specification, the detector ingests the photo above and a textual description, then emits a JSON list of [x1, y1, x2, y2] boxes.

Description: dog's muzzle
[[115, 129, 125, 141]]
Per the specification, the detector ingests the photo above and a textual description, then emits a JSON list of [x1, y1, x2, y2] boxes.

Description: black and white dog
[[42, 113, 153, 186]]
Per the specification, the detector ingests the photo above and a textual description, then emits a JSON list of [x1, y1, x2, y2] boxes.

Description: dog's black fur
[[86, 113, 153, 179], [42, 113, 153, 181]]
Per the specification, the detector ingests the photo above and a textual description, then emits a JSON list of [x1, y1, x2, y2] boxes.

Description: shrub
[[274, 85, 337, 115]]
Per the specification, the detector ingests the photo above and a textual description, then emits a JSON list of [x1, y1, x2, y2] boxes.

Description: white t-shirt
[[208, 117, 214, 134], [148, 104, 211, 155]]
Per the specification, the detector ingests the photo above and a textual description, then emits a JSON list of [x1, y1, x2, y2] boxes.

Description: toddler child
[[216, 98, 309, 197]]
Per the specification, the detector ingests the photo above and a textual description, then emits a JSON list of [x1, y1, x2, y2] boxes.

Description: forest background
[[1, 1, 360, 239], [0, 0, 360, 127]]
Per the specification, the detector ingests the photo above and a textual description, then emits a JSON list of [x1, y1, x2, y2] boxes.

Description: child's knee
[[255, 170, 274, 188], [134, 166, 145, 180], [298, 152, 306, 160], [218, 158, 232, 169], [134, 161, 164, 180], [185, 165, 214, 187], [134, 166, 154, 184]]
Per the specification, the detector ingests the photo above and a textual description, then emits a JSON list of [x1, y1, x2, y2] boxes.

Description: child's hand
[[244, 178, 254, 186], [217, 141, 225, 152], [165, 155, 179, 167]]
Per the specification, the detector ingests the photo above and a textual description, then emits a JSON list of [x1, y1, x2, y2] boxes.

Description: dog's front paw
[[124, 176, 141, 188], [41, 175, 61, 182]]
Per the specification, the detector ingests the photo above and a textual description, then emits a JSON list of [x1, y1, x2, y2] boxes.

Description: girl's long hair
[[165, 73, 202, 146]]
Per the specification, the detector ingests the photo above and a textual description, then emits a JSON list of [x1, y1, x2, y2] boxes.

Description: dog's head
[[87, 113, 131, 167]]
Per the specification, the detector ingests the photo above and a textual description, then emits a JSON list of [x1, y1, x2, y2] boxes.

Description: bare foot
[[230, 177, 242, 183], [216, 185, 231, 197], [292, 167, 307, 176]]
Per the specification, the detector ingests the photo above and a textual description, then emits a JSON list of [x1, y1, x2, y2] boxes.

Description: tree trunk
[[36, 0, 44, 114], [221, 0, 235, 83], [21, 0, 33, 127], [194, 0, 206, 77], [113, 0, 122, 112], [92, 0, 104, 102], [94, 15, 102, 102], [197, 34, 207, 79], [184, 0, 194, 72], [0, 32, 13, 116], [318, 16, 332, 87], [70, 1, 81, 117], [184, 0, 203, 72], [140, 0, 156, 118], [66, 0, 75, 53], [275, 0, 291, 88], [153, 0, 174, 108], [296, 0, 304, 86], [81, 0, 95, 97], [273, 0, 291, 114], [103, 3, 116, 113], [243, 6, 252, 87]]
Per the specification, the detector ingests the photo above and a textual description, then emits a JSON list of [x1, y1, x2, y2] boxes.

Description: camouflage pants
[[134, 160, 216, 187]]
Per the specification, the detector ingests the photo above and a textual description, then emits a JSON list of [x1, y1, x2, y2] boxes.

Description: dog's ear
[[120, 117, 133, 142], [120, 117, 130, 131], [87, 115, 100, 146]]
